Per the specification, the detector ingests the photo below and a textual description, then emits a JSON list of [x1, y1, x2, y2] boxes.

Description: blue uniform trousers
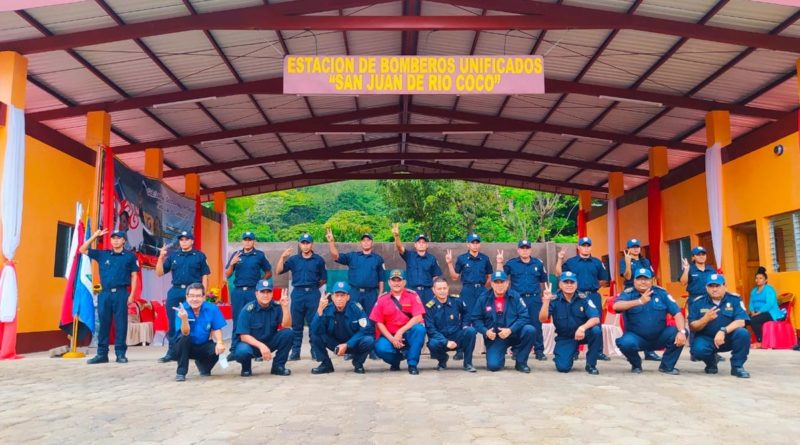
[[290, 287, 321, 356], [350, 287, 379, 319], [175, 337, 218, 377], [374, 324, 426, 368], [553, 326, 602, 372], [230, 286, 256, 330], [690, 328, 750, 368], [459, 284, 485, 313], [428, 327, 477, 367], [96, 289, 129, 357], [311, 333, 374, 369], [165, 286, 187, 356], [616, 327, 683, 370], [523, 297, 545, 356], [410, 286, 434, 304], [231, 329, 293, 373], [485, 325, 536, 371]]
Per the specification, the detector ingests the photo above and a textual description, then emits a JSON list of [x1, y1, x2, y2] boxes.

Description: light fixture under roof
[[598, 95, 662, 107], [391, 164, 411, 175], [560, 133, 613, 144], [153, 96, 217, 108], [441, 130, 494, 135], [200, 134, 253, 145], [314, 131, 367, 136]]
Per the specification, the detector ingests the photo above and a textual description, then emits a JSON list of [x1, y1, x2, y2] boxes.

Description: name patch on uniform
[[485, 306, 492, 312]]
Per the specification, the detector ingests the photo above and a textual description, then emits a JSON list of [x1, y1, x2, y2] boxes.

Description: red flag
[[100, 145, 115, 248], [194, 194, 202, 251]]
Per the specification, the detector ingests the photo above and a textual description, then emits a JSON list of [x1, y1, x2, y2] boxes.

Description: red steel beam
[[164, 136, 401, 177], [7, 8, 800, 54], [28, 75, 781, 122], [114, 105, 398, 153], [405, 160, 607, 193], [412, 105, 706, 153]]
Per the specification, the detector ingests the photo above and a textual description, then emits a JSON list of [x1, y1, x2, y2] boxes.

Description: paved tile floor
[[1, 344, 799, 445]]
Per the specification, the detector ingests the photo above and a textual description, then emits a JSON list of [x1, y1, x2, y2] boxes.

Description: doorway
[[732, 222, 760, 304]]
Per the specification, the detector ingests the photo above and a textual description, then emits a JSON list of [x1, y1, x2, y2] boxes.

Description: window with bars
[[770, 211, 800, 272]]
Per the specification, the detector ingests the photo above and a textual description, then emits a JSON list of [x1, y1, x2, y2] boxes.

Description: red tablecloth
[[218, 304, 232, 320]]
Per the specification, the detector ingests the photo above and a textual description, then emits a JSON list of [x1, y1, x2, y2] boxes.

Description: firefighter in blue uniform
[[309, 281, 375, 374], [230, 279, 293, 377], [470, 271, 535, 373], [498, 239, 548, 361], [224, 231, 272, 329], [539, 271, 602, 374], [425, 278, 477, 372], [156, 230, 211, 363], [555, 236, 611, 361], [445, 233, 492, 313], [276, 233, 327, 361], [392, 223, 442, 304], [619, 238, 660, 362], [326, 228, 385, 321], [82, 229, 140, 365], [613, 268, 687, 375], [688, 274, 751, 378]]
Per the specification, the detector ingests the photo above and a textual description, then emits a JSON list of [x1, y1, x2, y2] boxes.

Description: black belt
[[464, 283, 484, 288], [173, 284, 189, 289], [579, 289, 599, 293], [235, 285, 255, 290], [107, 287, 127, 293], [353, 287, 377, 292], [294, 286, 316, 292], [413, 286, 431, 291]]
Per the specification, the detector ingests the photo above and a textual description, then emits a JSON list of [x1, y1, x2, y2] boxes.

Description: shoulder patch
[[740, 301, 747, 311], [667, 294, 676, 303], [426, 300, 435, 308], [693, 295, 704, 302], [358, 318, 367, 328], [587, 300, 596, 309], [354, 302, 363, 310], [519, 299, 527, 308], [449, 294, 460, 298], [577, 292, 587, 299], [623, 287, 633, 293], [246, 303, 255, 312]]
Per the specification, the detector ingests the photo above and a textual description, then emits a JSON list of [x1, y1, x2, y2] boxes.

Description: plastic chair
[[761, 297, 797, 350]]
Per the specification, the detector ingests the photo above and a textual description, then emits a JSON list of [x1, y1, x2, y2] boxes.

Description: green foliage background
[[224, 180, 579, 243]]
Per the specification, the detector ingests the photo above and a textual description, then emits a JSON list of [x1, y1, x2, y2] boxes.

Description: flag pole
[[62, 316, 85, 358]]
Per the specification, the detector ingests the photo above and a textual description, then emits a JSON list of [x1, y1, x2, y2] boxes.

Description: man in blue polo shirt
[[173, 283, 226, 381], [224, 231, 272, 329], [81, 229, 140, 365], [619, 238, 660, 362], [156, 230, 211, 363], [392, 223, 442, 304], [326, 228, 385, 319], [276, 233, 327, 361], [680, 245, 723, 363], [555, 237, 611, 361], [498, 239, 548, 361]]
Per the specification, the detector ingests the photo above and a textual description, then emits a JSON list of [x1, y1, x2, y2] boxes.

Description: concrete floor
[[1, 344, 798, 445]]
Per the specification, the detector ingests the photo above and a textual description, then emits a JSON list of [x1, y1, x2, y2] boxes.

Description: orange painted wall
[[1, 132, 224, 336], [588, 131, 800, 326]]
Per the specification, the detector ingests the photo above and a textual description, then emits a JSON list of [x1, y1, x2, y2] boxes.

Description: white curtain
[[705, 142, 724, 270], [0, 106, 25, 322], [607, 198, 617, 280], [141, 268, 172, 303], [220, 212, 228, 269]]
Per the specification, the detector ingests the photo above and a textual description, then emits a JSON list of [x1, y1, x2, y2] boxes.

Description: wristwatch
[[718, 327, 727, 334]]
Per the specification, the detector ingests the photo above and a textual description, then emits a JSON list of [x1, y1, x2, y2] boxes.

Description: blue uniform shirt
[[336, 251, 385, 288], [455, 252, 493, 285], [619, 257, 652, 288], [163, 249, 211, 286], [617, 287, 680, 340], [686, 264, 716, 297], [400, 250, 442, 287], [226, 248, 271, 287], [235, 300, 284, 341], [548, 291, 600, 338], [424, 295, 469, 340], [310, 301, 373, 349], [281, 253, 327, 287], [175, 301, 226, 345], [562, 255, 609, 292], [504, 257, 547, 297], [88, 249, 139, 289], [688, 292, 749, 338], [469, 288, 530, 335]]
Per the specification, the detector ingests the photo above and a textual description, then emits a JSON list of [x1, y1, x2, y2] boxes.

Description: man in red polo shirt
[[369, 269, 427, 374]]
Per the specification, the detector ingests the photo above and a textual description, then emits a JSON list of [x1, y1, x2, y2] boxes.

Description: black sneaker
[[463, 364, 477, 373], [437, 354, 449, 371], [658, 367, 680, 375], [408, 366, 419, 375], [288, 352, 300, 361], [271, 367, 292, 376], [535, 353, 547, 361], [157, 355, 173, 363], [644, 351, 662, 361], [87, 355, 108, 365], [343, 353, 353, 361], [453, 351, 464, 360], [704, 365, 719, 374], [597, 353, 612, 361], [311, 363, 335, 374], [254, 357, 263, 362], [515, 363, 531, 373], [240, 370, 252, 377], [631, 366, 643, 374], [175, 374, 186, 382], [716, 354, 725, 362], [585, 365, 599, 375], [390, 363, 401, 371], [731, 367, 750, 378], [353, 366, 366, 374], [369, 351, 379, 360], [115, 356, 128, 364]]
